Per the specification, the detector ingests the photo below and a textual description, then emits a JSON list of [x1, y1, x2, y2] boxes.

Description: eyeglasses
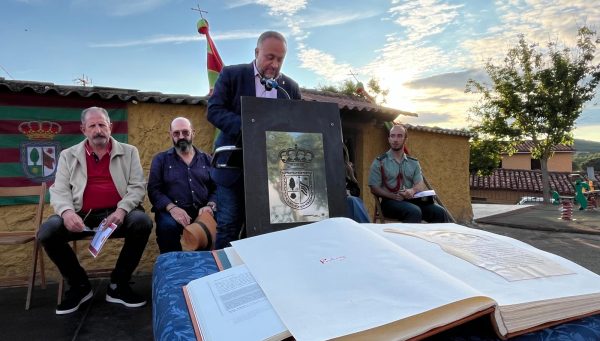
[[171, 130, 191, 138]]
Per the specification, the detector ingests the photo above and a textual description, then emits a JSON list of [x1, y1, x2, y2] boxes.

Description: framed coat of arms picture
[[241, 97, 345, 236]]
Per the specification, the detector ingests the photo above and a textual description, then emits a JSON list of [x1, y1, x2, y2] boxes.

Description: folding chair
[[0, 183, 47, 310], [372, 194, 402, 224]]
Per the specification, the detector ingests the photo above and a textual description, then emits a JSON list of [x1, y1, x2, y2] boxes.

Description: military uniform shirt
[[368, 150, 423, 191]]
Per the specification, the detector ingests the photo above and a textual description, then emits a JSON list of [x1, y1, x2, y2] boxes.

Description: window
[[531, 158, 541, 170]]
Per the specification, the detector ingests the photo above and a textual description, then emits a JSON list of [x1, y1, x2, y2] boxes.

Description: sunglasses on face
[[171, 130, 191, 138]]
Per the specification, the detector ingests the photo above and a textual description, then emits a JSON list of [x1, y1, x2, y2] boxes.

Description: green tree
[[581, 153, 600, 171], [469, 137, 508, 175], [466, 26, 600, 203], [317, 78, 389, 104]]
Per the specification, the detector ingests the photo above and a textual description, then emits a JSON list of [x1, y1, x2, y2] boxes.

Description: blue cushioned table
[[152, 252, 600, 341]]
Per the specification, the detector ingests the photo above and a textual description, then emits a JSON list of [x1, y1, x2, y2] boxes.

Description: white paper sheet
[[385, 229, 574, 281], [232, 218, 481, 341], [186, 264, 290, 341], [413, 190, 435, 198], [365, 223, 600, 306]]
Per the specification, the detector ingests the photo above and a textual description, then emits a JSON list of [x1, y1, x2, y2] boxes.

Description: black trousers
[[38, 208, 153, 288]]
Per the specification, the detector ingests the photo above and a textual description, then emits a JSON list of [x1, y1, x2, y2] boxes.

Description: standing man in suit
[[208, 31, 301, 248]]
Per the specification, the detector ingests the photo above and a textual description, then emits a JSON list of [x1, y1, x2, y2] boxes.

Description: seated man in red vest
[[38, 106, 152, 315], [368, 124, 447, 223]]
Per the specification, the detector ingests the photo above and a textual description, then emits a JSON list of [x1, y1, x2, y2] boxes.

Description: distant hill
[[573, 139, 600, 153]]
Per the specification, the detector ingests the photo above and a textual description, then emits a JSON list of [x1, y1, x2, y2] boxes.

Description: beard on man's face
[[174, 138, 191, 152]]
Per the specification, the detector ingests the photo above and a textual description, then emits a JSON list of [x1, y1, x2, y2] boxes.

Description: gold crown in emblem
[[279, 144, 314, 164], [18, 121, 62, 140]]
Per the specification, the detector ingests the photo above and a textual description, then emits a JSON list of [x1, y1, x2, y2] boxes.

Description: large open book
[[222, 218, 600, 341]]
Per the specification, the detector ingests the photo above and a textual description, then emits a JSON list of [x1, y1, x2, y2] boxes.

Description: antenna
[[0, 64, 14, 79], [347, 70, 360, 83], [73, 74, 92, 87], [191, 5, 208, 18]]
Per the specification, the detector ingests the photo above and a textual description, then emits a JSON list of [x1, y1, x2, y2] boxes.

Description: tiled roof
[[510, 140, 575, 153], [0, 78, 416, 119], [300, 88, 416, 120], [470, 169, 600, 195], [405, 123, 473, 137], [0, 78, 207, 105]]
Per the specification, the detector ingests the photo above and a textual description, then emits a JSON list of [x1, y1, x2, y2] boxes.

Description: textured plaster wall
[[547, 153, 573, 172], [0, 101, 213, 282], [1, 101, 473, 284], [407, 130, 473, 223], [502, 152, 573, 172], [502, 154, 531, 170], [355, 124, 473, 223]]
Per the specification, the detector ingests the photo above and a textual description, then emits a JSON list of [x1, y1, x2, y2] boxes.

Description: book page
[[365, 223, 600, 307], [385, 229, 573, 281], [185, 264, 290, 341], [232, 218, 488, 341]]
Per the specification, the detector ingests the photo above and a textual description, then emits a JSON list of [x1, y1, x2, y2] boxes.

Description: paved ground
[[474, 204, 600, 235], [471, 203, 600, 274]]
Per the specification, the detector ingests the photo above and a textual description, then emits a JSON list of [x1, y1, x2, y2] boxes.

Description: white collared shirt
[[253, 61, 277, 99]]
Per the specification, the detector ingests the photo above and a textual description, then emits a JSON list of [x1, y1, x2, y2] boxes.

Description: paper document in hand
[[183, 264, 291, 341], [413, 190, 435, 198], [88, 219, 117, 258]]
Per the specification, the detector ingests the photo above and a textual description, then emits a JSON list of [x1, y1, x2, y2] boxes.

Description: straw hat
[[181, 211, 217, 251]]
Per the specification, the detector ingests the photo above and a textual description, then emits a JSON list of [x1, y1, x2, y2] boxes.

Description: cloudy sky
[[2, 0, 599, 141]]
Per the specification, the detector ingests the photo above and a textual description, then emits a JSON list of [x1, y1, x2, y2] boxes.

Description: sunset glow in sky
[[2, 0, 599, 141]]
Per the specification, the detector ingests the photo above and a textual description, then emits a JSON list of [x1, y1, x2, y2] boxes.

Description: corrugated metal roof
[[470, 169, 600, 195]]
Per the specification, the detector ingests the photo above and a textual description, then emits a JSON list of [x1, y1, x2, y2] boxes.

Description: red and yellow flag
[[197, 18, 224, 96]]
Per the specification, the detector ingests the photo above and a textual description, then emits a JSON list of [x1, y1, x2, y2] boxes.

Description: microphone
[[260, 77, 278, 91], [260, 77, 291, 99]]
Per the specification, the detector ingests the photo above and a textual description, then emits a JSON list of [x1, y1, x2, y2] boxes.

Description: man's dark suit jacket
[[207, 62, 301, 187]]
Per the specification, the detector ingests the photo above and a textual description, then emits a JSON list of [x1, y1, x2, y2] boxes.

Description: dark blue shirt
[[148, 147, 216, 212]]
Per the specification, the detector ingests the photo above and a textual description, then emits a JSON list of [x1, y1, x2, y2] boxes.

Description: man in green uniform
[[368, 124, 447, 223]]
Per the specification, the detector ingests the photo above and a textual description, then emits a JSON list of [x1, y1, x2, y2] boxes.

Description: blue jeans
[[215, 184, 245, 249], [346, 196, 371, 223], [154, 207, 198, 254], [381, 199, 447, 223]]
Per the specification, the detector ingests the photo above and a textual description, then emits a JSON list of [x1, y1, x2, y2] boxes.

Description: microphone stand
[[278, 86, 291, 100]]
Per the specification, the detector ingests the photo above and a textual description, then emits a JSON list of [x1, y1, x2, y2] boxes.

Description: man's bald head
[[170, 117, 194, 153]]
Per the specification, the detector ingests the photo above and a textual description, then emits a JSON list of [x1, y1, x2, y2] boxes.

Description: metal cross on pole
[[191, 5, 208, 18], [347, 70, 360, 83]]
